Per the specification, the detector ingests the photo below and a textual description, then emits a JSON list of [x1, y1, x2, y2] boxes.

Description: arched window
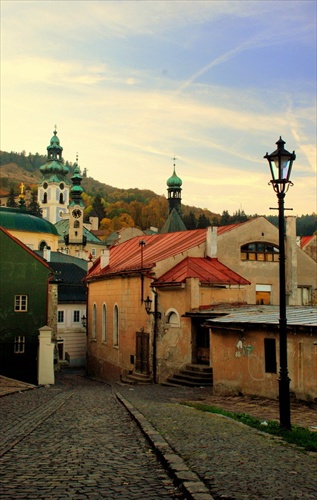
[[43, 192, 47, 204], [74, 220, 79, 228], [102, 304, 107, 342], [92, 304, 97, 339], [39, 240, 47, 251], [113, 305, 119, 346], [241, 242, 279, 262], [59, 193, 64, 204], [166, 309, 180, 327]]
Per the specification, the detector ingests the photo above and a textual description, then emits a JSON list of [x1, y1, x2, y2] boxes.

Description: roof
[[0, 226, 53, 271], [153, 257, 250, 286], [49, 262, 87, 303], [300, 235, 315, 248], [0, 207, 59, 235], [55, 219, 105, 244], [87, 229, 207, 280], [35, 250, 88, 271], [160, 208, 187, 234], [207, 306, 317, 327]]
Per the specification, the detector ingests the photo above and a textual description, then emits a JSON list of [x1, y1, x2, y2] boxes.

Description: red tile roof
[[87, 229, 207, 279], [300, 235, 314, 248], [153, 257, 250, 286]]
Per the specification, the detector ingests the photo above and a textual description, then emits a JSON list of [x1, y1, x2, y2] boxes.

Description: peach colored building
[[208, 306, 317, 401]]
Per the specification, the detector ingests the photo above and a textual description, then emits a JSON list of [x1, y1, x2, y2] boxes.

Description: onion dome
[[39, 129, 69, 181], [167, 167, 182, 188]]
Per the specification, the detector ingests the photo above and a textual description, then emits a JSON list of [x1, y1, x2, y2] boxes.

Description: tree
[[6, 187, 18, 207], [90, 193, 106, 223], [220, 210, 231, 225], [28, 192, 42, 218], [183, 211, 197, 230], [197, 213, 210, 229]]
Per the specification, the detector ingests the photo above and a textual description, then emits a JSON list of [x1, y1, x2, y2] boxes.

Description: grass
[[181, 402, 317, 452]]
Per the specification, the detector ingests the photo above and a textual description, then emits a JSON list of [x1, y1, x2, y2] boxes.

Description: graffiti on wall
[[235, 339, 254, 358]]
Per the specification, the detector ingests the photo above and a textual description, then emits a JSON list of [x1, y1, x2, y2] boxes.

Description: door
[[192, 320, 210, 365], [135, 331, 149, 374]]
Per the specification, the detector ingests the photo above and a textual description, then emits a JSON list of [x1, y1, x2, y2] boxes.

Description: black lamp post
[[144, 294, 161, 384], [264, 137, 296, 430]]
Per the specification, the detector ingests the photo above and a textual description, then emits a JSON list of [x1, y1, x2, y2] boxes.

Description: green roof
[[0, 207, 59, 235], [159, 207, 187, 234], [55, 219, 105, 244], [167, 168, 182, 188]]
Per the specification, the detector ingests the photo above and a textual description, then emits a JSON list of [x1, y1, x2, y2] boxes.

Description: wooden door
[[135, 332, 149, 374]]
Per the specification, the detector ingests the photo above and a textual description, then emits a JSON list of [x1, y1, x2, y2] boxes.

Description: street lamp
[[144, 295, 161, 319], [264, 137, 296, 430]]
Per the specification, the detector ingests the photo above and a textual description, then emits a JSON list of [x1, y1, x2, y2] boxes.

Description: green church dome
[[39, 129, 69, 182], [167, 168, 182, 188], [0, 207, 59, 235]]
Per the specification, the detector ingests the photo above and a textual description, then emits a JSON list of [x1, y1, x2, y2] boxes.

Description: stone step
[[121, 372, 153, 385], [166, 364, 213, 387]]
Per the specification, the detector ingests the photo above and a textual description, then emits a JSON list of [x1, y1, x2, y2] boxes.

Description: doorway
[[192, 320, 210, 365], [135, 331, 149, 374]]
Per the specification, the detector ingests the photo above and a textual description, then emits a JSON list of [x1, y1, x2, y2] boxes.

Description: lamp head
[[264, 137, 296, 194]]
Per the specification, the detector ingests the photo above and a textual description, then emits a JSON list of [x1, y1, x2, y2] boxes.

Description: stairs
[[165, 364, 213, 387], [121, 372, 153, 385]]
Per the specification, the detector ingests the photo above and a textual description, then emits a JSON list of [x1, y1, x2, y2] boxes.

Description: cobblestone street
[[0, 371, 316, 499], [0, 373, 183, 499]]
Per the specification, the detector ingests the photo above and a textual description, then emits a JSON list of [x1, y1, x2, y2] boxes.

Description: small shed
[[207, 306, 317, 401]]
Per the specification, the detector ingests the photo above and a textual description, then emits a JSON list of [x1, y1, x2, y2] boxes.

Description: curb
[[115, 392, 215, 500]]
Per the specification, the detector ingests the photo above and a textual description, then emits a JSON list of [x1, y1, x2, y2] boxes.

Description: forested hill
[[0, 150, 316, 236]]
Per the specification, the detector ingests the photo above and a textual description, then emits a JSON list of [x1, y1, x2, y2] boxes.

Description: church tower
[[160, 158, 187, 234], [65, 157, 86, 247], [38, 129, 70, 224], [166, 157, 183, 216]]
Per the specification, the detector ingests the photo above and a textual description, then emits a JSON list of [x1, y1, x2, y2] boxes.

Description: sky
[[1, 0, 316, 216]]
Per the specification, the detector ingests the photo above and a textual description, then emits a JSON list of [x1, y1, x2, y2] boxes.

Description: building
[[85, 227, 250, 383], [0, 227, 57, 384], [84, 215, 316, 386], [207, 306, 317, 401], [0, 206, 59, 251], [38, 129, 70, 224]]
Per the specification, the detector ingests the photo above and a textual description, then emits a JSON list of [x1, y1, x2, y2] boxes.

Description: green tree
[[197, 213, 210, 228], [28, 192, 42, 218], [183, 211, 197, 230], [90, 193, 106, 223], [6, 187, 18, 207]]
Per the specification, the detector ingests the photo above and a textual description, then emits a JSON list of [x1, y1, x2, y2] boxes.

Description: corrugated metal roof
[[87, 229, 207, 279], [153, 257, 250, 286], [208, 306, 317, 327], [301, 235, 314, 248]]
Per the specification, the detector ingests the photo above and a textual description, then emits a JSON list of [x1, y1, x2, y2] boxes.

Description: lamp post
[[144, 294, 161, 384], [264, 137, 296, 430]]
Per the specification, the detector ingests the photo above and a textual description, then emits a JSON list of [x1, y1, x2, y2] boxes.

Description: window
[[73, 310, 80, 323], [92, 304, 97, 339], [91, 248, 96, 258], [14, 336, 25, 353], [59, 193, 64, 204], [241, 242, 279, 262], [14, 295, 28, 312], [74, 220, 80, 228], [297, 287, 311, 306], [58, 311, 64, 323], [102, 304, 107, 342], [166, 310, 180, 327], [43, 192, 47, 204], [113, 305, 119, 346], [264, 338, 277, 373]]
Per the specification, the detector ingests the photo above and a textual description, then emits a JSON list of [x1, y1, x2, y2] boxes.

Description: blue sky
[[1, 0, 316, 215]]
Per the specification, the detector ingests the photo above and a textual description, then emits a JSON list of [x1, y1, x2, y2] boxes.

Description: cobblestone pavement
[[116, 383, 317, 500], [0, 373, 185, 499], [1, 372, 316, 499]]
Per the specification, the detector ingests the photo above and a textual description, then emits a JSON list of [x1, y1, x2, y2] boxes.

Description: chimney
[[286, 216, 298, 305], [43, 246, 51, 262], [100, 248, 110, 269], [206, 226, 217, 258]]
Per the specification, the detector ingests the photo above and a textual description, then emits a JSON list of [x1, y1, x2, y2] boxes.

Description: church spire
[[166, 156, 182, 215]]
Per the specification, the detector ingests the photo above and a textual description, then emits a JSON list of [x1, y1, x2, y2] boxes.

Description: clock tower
[[66, 158, 86, 246]]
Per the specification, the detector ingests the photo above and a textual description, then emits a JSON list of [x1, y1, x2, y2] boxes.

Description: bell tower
[[167, 157, 182, 216], [38, 128, 70, 224]]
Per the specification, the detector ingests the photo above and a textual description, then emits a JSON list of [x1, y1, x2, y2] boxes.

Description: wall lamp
[[144, 296, 161, 319], [81, 315, 87, 328]]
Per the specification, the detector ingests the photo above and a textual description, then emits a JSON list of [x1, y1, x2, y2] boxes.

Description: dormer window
[[241, 242, 279, 262]]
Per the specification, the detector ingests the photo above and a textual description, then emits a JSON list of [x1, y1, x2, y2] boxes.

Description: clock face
[[72, 209, 82, 219]]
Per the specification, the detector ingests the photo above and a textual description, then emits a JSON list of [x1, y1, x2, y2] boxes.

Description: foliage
[[28, 191, 42, 218], [182, 402, 317, 452], [267, 214, 317, 236], [6, 187, 18, 207]]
